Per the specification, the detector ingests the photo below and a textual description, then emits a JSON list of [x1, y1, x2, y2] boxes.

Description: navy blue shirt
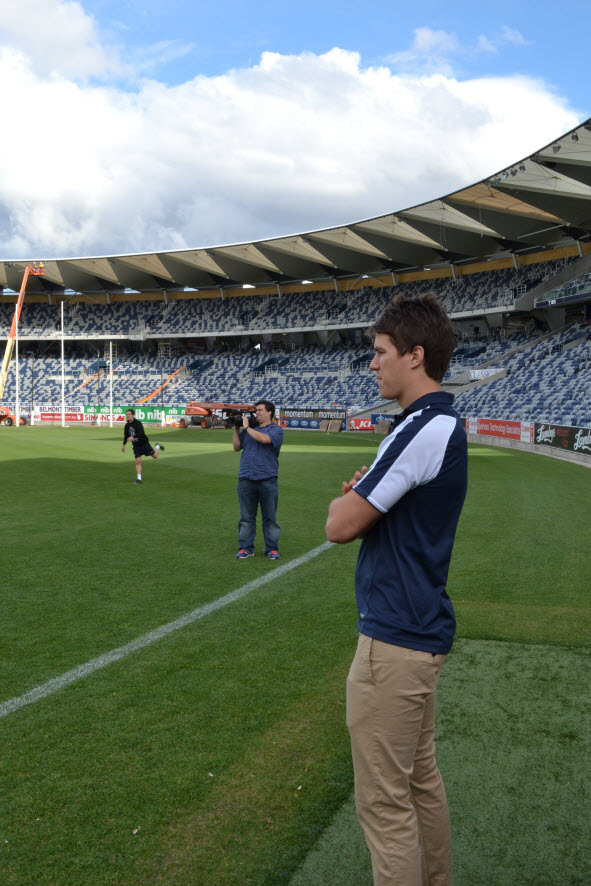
[[238, 423, 283, 480], [353, 391, 467, 654]]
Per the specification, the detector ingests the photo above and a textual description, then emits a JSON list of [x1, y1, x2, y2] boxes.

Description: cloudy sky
[[0, 0, 587, 260]]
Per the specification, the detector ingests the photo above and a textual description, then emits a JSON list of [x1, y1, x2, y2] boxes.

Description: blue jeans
[[237, 477, 280, 554]]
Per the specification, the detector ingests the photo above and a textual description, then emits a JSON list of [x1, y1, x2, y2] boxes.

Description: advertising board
[[32, 405, 179, 424], [534, 423, 591, 455], [348, 418, 374, 431], [279, 407, 346, 430], [465, 416, 591, 458], [467, 418, 526, 441]]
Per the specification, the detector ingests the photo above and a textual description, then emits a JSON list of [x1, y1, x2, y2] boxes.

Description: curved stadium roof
[[3, 118, 591, 297]]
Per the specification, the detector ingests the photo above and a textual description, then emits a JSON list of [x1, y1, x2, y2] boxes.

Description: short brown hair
[[369, 292, 455, 382]]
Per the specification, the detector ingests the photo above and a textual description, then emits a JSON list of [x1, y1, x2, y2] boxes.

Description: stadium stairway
[[514, 250, 591, 311]]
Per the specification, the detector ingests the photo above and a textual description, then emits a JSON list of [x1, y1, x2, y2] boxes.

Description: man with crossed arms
[[326, 293, 467, 886]]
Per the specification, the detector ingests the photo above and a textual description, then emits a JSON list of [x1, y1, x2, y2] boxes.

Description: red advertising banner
[[466, 418, 535, 443], [37, 412, 84, 422], [348, 418, 375, 431], [33, 412, 127, 423], [472, 418, 523, 440]]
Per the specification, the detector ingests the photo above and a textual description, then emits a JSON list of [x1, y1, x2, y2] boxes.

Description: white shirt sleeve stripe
[[365, 415, 457, 514]]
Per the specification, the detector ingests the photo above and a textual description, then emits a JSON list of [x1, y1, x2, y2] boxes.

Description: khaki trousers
[[346, 634, 452, 886]]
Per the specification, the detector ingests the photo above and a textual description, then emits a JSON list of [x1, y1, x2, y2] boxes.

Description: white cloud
[[476, 35, 497, 54], [409, 28, 459, 55], [388, 26, 533, 71], [0, 0, 118, 78], [0, 18, 581, 262], [473, 26, 532, 56], [386, 28, 459, 76], [499, 26, 531, 47], [126, 40, 196, 78]]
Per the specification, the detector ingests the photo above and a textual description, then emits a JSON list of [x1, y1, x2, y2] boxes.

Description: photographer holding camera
[[232, 400, 283, 560]]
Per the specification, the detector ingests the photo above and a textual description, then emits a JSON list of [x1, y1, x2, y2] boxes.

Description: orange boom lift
[[0, 263, 45, 425]]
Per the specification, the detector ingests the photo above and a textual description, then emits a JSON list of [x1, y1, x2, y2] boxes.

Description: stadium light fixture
[[552, 143, 561, 153], [571, 133, 579, 142]]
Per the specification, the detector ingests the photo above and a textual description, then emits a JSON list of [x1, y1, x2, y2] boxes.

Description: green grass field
[[1, 426, 590, 885]]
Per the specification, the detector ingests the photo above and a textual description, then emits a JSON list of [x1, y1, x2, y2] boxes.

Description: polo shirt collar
[[396, 390, 455, 423]]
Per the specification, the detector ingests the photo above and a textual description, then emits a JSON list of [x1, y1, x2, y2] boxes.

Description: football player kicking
[[122, 408, 164, 484]]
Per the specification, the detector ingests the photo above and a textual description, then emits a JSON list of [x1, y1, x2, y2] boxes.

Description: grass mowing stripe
[[0, 540, 333, 721], [289, 636, 591, 886]]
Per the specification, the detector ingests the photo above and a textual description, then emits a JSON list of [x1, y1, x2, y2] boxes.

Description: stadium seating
[[453, 323, 591, 426], [1, 257, 589, 424]]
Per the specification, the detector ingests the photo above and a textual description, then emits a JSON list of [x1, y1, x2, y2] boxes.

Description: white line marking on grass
[[0, 541, 334, 721]]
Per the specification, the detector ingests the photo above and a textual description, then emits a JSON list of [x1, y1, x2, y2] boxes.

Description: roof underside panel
[[491, 185, 591, 228], [3, 118, 591, 294], [354, 216, 444, 248], [442, 202, 563, 250], [255, 244, 334, 280], [301, 236, 388, 274], [156, 254, 224, 289], [349, 227, 441, 268]]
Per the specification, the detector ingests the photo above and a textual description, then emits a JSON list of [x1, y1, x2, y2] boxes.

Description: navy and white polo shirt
[[353, 391, 467, 654]]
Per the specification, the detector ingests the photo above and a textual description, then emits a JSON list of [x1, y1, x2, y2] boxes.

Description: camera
[[224, 409, 258, 429], [240, 410, 258, 429]]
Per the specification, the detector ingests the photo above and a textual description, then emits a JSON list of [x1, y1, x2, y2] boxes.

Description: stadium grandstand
[[1, 119, 591, 439]]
